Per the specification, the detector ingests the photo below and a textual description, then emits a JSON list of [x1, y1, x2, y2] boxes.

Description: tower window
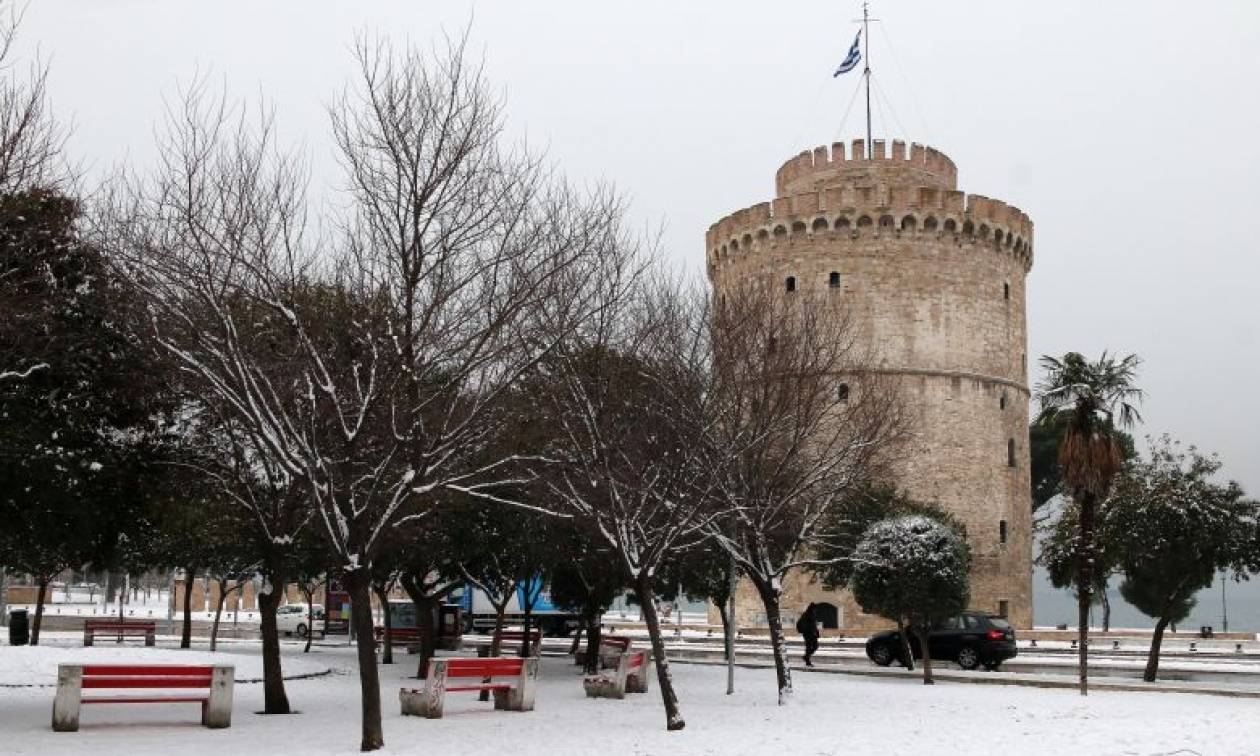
[[837, 383, 850, 403], [785, 276, 796, 292], [998, 600, 1009, 618], [829, 271, 841, 288], [1004, 282, 1010, 300], [999, 519, 1008, 544], [999, 393, 1007, 410], [1007, 438, 1017, 467]]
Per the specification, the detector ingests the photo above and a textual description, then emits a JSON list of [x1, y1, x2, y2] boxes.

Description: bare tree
[[702, 282, 909, 704], [537, 266, 722, 731], [0, 2, 72, 384], [105, 31, 617, 748]]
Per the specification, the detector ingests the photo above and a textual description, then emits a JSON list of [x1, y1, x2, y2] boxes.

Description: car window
[[962, 615, 982, 630], [989, 618, 1011, 630], [935, 616, 961, 631]]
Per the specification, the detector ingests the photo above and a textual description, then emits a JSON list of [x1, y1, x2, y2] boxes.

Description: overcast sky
[[21, 1, 1260, 494]]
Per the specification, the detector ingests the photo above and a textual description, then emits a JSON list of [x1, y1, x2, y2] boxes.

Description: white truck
[[451, 576, 580, 637]]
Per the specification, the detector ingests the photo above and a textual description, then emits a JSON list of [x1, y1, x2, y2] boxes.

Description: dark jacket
[[795, 606, 818, 637]]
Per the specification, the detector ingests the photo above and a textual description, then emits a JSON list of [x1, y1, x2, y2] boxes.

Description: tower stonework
[[707, 138, 1034, 632]]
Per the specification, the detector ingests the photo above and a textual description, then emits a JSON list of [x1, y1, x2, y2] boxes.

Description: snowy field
[[2, 640, 1258, 755]]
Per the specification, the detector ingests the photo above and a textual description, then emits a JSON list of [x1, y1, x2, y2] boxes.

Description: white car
[[276, 603, 324, 638]]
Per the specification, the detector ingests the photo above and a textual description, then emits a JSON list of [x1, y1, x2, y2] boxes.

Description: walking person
[[796, 603, 820, 667]]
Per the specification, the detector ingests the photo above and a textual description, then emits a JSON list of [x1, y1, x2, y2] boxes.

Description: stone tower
[[706, 138, 1034, 631]]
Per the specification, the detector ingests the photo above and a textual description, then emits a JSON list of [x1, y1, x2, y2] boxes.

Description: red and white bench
[[399, 656, 537, 719], [575, 634, 633, 668], [51, 664, 233, 732], [598, 635, 632, 668], [83, 619, 156, 647], [583, 649, 652, 699], [473, 629, 542, 657], [374, 625, 422, 651]]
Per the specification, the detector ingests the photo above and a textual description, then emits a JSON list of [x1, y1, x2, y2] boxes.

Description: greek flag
[[833, 31, 862, 76]]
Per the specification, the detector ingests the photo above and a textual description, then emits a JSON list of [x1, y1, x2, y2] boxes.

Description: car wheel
[[296, 623, 309, 639], [870, 643, 895, 667], [957, 646, 980, 670]]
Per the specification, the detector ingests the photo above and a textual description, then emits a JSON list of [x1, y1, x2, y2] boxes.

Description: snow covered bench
[[583, 649, 651, 699], [52, 664, 233, 732], [83, 619, 156, 647], [399, 656, 537, 719]]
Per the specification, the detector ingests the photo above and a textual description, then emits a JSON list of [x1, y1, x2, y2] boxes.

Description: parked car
[[276, 603, 324, 638], [865, 611, 1017, 671]]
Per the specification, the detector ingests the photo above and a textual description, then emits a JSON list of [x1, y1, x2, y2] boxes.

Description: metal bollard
[[1070, 639, 1077, 649], [1189, 642, 1197, 652], [1236, 643, 1244, 653], [1029, 639, 1037, 648], [1112, 640, 1120, 650]]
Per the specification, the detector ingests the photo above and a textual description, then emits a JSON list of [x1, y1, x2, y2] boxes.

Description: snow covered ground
[[0, 639, 331, 686], [2, 640, 1258, 755]]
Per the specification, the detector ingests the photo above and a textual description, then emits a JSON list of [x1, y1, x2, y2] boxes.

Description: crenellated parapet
[[776, 139, 958, 196], [705, 182, 1034, 275]]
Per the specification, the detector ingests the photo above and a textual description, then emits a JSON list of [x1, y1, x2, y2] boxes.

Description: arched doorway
[[814, 602, 839, 630]]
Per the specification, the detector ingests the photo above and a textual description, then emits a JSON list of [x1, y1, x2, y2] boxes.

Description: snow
[[2, 642, 1259, 754], [0, 639, 331, 686]]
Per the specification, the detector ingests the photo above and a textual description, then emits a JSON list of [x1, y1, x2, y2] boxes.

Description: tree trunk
[[634, 575, 685, 731], [753, 579, 792, 704], [257, 567, 292, 715], [919, 621, 935, 685], [480, 601, 508, 702], [491, 601, 508, 656], [31, 577, 48, 646], [1101, 587, 1112, 633], [726, 554, 738, 695], [569, 624, 584, 656], [181, 566, 196, 649], [374, 584, 393, 665], [210, 578, 229, 652], [1076, 490, 1096, 696], [582, 611, 601, 675], [301, 582, 315, 654], [717, 603, 732, 662], [1144, 616, 1171, 682], [414, 595, 439, 679], [520, 591, 534, 658], [347, 571, 384, 751], [897, 619, 916, 671]]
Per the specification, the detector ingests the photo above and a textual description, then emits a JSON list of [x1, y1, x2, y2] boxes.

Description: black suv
[[865, 611, 1017, 671]]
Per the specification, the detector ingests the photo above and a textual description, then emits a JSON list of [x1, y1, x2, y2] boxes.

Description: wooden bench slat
[[445, 659, 525, 670], [83, 677, 213, 689], [83, 665, 213, 676], [444, 684, 513, 693], [84, 625, 156, 632], [82, 696, 209, 705], [441, 665, 525, 678], [84, 622, 154, 628]]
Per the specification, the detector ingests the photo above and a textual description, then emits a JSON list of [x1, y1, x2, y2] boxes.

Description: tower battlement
[[776, 139, 958, 197], [706, 183, 1033, 275]]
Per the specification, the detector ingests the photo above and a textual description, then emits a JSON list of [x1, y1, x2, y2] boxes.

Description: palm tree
[[1035, 351, 1142, 696]]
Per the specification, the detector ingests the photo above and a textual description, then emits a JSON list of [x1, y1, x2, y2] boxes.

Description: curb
[[671, 657, 1260, 700]]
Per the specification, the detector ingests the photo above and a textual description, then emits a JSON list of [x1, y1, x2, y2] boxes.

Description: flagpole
[[863, 1, 872, 158]]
